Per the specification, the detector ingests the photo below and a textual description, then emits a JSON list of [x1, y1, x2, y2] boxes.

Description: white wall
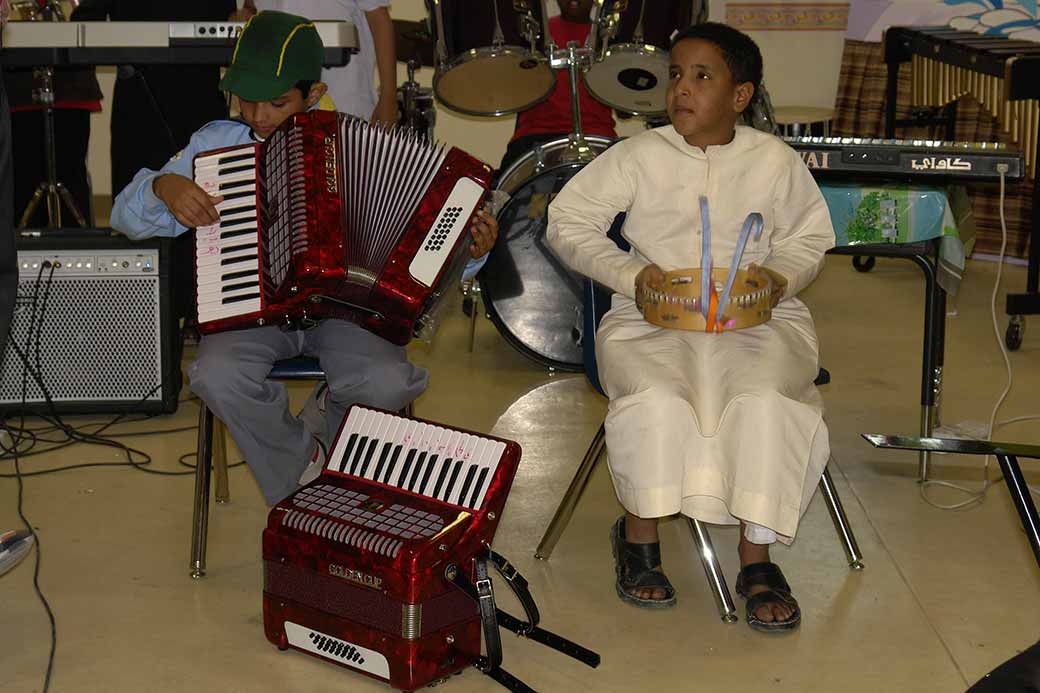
[[87, 68, 115, 197]]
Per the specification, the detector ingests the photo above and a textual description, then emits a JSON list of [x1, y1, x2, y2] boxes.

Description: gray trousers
[[187, 319, 428, 504]]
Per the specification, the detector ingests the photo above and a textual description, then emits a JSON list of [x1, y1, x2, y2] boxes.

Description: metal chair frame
[[189, 357, 326, 579]]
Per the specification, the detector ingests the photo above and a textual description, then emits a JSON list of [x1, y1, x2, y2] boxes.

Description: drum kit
[[398, 1, 707, 371]]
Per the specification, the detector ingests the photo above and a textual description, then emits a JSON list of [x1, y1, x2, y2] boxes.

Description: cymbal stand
[[17, 0, 88, 229], [549, 41, 597, 164], [18, 64, 88, 229]]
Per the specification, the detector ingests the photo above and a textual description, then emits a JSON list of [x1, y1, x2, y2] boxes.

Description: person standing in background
[[234, 0, 398, 125]]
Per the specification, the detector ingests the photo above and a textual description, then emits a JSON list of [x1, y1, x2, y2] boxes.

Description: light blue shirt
[[110, 118, 488, 278]]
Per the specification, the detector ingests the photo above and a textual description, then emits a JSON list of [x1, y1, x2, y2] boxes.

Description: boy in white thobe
[[547, 23, 834, 631]]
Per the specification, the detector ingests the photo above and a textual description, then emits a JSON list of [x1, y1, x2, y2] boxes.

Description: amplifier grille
[[1, 275, 162, 404]]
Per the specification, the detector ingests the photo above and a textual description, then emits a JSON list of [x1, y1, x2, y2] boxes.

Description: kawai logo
[[799, 151, 831, 169]]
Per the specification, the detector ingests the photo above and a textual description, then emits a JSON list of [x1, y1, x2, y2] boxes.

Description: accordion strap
[[486, 549, 540, 632], [473, 554, 505, 674], [447, 548, 601, 693]]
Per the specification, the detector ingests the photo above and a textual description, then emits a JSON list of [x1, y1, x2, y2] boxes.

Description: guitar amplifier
[[0, 232, 180, 415]]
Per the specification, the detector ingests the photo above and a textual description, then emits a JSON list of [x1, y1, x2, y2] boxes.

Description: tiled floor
[[2, 255, 1038, 692]]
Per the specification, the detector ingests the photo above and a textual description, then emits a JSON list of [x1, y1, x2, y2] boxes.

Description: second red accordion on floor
[[262, 405, 523, 690], [192, 110, 492, 344]]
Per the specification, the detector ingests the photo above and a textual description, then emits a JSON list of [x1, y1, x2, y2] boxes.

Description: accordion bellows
[[193, 110, 492, 344]]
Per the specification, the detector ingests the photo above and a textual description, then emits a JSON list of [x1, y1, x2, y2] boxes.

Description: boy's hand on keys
[[748, 264, 787, 308], [154, 174, 224, 229], [635, 264, 666, 311]]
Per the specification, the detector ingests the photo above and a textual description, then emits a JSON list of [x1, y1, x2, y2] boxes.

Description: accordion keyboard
[[193, 146, 263, 323], [326, 406, 507, 511]]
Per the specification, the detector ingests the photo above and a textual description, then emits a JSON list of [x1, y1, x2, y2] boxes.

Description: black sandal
[[735, 561, 801, 632], [609, 516, 677, 609]]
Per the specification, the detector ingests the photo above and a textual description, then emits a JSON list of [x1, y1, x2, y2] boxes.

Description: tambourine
[[637, 200, 772, 333], [639, 267, 773, 332]]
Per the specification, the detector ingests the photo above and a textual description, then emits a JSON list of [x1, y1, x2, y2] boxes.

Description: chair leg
[[995, 454, 1040, 569], [467, 281, 480, 353], [190, 403, 214, 579], [535, 423, 606, 560], [213, 417, 230, 504], [685, 518, 739, 623], [818, 465, 865, 570]]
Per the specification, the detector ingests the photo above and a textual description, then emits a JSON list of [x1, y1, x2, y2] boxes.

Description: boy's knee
[[615, 385, 688, 416], [330, 361, 428, 411], [188, 350, 246, 396]]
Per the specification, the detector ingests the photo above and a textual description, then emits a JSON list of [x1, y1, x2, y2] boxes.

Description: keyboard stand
[[828, 239, 944, 482], [862, 434, 1040, 570], [883, 43, 1040, 351]]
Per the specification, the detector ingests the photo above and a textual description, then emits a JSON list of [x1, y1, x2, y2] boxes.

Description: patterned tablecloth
[[821, 183, 975, 294]]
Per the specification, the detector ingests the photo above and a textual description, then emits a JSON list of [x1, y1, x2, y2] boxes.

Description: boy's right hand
[[153, 174, 223, 229], [634, 263, 666, 310]]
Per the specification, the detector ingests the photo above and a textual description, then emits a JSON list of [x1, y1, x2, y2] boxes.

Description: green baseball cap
[[220, 11, 323, 101]]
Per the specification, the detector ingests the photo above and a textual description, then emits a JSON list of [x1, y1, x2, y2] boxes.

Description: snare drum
[[481, 136, 617, 371], [584, 0, 702, 115], [428, 0, 555, 116]]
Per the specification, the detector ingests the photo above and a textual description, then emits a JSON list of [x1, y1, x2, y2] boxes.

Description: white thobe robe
[[546, 125, 835, 542]]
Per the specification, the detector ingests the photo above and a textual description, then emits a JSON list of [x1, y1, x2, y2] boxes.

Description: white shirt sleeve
[[761, 148, 836, 299], [546, 141, 649, 299]]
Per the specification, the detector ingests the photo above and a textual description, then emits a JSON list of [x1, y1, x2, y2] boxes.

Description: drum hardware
[[11, 0, 71, 22], [460, 278, 483, 352], [548, 41, 598, 164], [16, 0, 89, 229], [590, 0, 633, 60], [517, 5, 543, 55], [491, 0, 506, 46], [398, 58, 436, 140]]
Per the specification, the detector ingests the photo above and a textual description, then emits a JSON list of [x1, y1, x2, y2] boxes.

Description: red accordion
[[192, 110, 492, 344], [262, 405, 522, 690]]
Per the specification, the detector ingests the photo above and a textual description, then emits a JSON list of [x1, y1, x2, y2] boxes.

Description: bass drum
[[481, 136, 618, 371]]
